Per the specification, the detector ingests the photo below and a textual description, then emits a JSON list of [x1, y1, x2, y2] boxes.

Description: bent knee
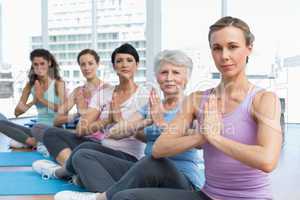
[[72, 149, 95, 166]]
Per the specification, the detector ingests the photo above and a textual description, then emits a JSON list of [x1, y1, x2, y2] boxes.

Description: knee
[[128, 157, 160, 177], [72, 149, 93, 167], [138, 157, 168, 171], [31, 124, 49, 139], [43, 128, 59, 146], [132, 157, 173, 180]]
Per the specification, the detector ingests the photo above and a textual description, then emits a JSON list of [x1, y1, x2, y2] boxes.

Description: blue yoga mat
[[0, 171, 85, 195], [0, 152, 53, 166]]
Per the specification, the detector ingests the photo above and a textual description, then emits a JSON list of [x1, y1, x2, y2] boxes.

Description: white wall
[[286, 67, 300, 123]]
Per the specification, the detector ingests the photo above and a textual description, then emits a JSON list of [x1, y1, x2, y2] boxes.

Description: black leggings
[[111, 188, 212, 200], [106, 157, 194, 200], [66, 141, 138, 192]]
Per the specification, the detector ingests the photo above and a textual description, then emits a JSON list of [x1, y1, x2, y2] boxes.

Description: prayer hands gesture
[[109, 92, 123, 123], [34, 80, 44, 102], [149, 88, 165, 127], [202, 94, 222, 142]]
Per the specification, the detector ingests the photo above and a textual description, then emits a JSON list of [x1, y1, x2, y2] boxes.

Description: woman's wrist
[[156, 120, 168, 132]]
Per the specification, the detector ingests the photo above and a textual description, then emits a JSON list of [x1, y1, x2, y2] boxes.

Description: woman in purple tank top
[[106, 17, 283, 200]]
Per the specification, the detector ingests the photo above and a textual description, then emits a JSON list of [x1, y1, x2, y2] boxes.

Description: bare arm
[[75, 107, 101, 137], [54, 113, 80, 127], [107, 112, 152, 140], [204, 91, 282, 173], [53, 88, 80, 126], [152, 92, 207, 158], [14, 83, 35, 117]]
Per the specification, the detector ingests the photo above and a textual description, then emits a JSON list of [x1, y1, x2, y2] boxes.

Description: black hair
[[111, 43, 139, 64]]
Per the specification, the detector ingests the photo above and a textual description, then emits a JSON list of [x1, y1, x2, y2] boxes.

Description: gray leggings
[[66, 141, 138, 192], [43, 127, 92, 159], [105, 157, 194, 200], [0, 117, 49, 145]]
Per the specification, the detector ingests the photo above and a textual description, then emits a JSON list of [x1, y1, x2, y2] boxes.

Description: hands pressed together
[[149, 88, 165, 128], [202, 93, 222, 142]]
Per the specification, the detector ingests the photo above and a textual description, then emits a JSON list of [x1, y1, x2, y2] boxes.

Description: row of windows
[[97, 32, 119, 40], [32, 32, 122, 44], [51, 34, 91, 42]]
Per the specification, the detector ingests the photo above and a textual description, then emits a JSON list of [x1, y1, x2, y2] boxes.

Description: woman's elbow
[[152, 150, 161, 159], [259, 159, 278, 173], [14, 108, 22, 117]]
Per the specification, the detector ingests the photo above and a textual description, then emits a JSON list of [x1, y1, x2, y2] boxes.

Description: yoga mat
[[0, 171, 85, 195], [0, 152, 53, 167]]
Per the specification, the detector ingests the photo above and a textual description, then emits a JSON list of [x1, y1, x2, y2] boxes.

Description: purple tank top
[[198, 87, 272, 200]]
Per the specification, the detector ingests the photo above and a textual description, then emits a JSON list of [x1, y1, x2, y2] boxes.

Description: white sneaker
[[55, 191, 98, 200], [36, 142, 50, 158], [32, 159, 61, 180]]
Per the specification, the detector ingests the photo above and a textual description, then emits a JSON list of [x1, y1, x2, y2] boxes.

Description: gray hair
[[154, 50, 193, 78]]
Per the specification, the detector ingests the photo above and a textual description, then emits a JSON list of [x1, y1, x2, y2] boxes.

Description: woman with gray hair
[[54, 49, 204, 200]]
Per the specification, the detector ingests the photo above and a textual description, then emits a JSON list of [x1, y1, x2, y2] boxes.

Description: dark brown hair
[[77, 49, 100, 65], [28, 49, 61, 86]]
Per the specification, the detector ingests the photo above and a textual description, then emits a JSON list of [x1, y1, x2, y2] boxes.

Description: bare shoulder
[[253, 90, 279, 109], [252, 90, 281, 122], [183, 91, 205, 114]]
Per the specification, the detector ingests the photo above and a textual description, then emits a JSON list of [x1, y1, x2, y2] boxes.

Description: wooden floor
[[1, 124, 300, 200]]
